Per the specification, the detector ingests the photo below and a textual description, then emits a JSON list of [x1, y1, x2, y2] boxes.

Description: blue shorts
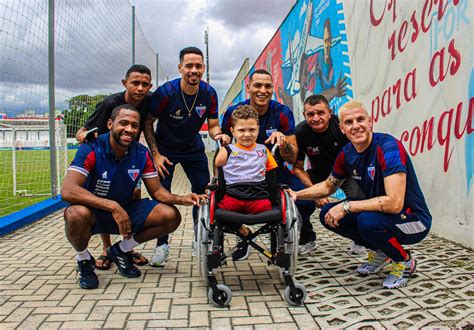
[[90, 198, 159, 235]]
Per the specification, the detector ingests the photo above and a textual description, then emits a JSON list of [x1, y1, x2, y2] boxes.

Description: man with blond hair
[[288, 100, 431, 289]]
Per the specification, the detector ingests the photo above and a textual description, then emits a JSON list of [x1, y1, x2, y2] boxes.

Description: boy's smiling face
[[231, 118, 259, 148]]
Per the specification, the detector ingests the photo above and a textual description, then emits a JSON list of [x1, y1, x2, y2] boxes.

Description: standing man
[[294, 94, 366, 254], [144, 47, 230, 266], [222, 69, 317, 258], [62, 105, 204, 289], [75, 64, 153, 270], [288, 100, 431, 289]]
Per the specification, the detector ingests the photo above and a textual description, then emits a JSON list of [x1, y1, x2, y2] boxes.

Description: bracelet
[[342, 200, 351, 214]]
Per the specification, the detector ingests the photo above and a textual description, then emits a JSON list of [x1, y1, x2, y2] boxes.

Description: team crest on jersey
[[307, 146, 320, 155], [266, 128, 276, 137], [128, 169, 140, 182], [195, 106, 206, 117], [367, 166, 376, 180]]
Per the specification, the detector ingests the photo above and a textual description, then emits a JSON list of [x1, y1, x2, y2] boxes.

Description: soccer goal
[[0, 119, 68, 216]]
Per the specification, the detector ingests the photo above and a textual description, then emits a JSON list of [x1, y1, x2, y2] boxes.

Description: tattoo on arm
[[377, 196, 385, 213], [143, 119, 158, 155], [328, 174, 344, 189]]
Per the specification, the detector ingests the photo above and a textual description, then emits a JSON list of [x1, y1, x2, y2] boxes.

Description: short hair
[[338, 100, 368, 121], [179, 46, 203, 62], [304, 94, 330, 109], [110, 104, 140, 121], [125, 64, 151, 80], [249, 69, 272, 82], [231, 105, 259, 127]]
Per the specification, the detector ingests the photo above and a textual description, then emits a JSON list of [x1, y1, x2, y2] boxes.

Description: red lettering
[[388, 0, 398, 22], [370, 0, 386, 26], [410, 11, 420, 43], [404, 68, 417, 102], [448, 39, 461, 75], [454, 98, 474, 139], [430, 48, 445, 87], [381, 87, 392, 117], [420, 117, 437, 152], [388, 31, 396, 60], [409, 126, 421, 155], [421, 0, 433, 32], [438, 108, 454, 172], [392, 79, 402, 109], [371, 97, 380, 122], [434, 0, 448, 21], [398, 21, 408, 52]]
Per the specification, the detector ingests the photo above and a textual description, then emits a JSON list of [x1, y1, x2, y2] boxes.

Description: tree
[[63, 94, 107, 138]]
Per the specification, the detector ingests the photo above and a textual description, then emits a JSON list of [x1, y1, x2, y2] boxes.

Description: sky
[[130, 0, 295, 103]]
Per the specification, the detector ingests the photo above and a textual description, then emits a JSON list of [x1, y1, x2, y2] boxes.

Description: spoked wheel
[[284, 283, 307, 306], [285, 196, 301, 277], [196, 204, 210, 279], [208, 284, 232, 307]]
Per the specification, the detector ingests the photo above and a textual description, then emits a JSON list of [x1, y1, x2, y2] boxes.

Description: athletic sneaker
[[149, 244, 169, 267], [76, 256, 99, 289], [107, 243, 141, 278], [357, 250, 391, 275], [232, 236, 254, 261], [383, 255, 417, 289], [298, 240, 317, 255], [349, 242, 367, 255]]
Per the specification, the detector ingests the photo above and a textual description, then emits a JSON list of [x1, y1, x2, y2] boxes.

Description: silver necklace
[[180, 88, 199, 118]]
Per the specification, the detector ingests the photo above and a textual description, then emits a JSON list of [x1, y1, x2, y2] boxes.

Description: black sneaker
[[232, 236, 255, 261], [107, 243, 141, 278], [76, 256, 99, 289]]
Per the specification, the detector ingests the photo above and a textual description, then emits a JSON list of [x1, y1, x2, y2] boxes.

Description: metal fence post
[[48, 0, 58, 196], [132, 5, 135, 64]]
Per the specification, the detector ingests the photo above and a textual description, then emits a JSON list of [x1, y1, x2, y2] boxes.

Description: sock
[[76, 249, 91, 261], [119, 236, 139, 253]]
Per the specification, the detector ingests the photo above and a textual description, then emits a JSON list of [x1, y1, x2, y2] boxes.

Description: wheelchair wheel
[[196, 204, 210, 279], [286, 197, 301, 277], [208, 284, 232, 307], [283, 283, 306, 306]]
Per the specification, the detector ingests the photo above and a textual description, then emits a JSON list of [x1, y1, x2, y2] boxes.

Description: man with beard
[[143, 47, 230, 266], [62, 105, 205, 289]]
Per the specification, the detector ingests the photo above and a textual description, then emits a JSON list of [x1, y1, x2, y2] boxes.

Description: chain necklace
[[180, 87, 199, 118]]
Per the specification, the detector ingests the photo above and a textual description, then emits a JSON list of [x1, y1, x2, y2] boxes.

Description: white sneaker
[[149, 244, 169, 267], [357, 250, 390, 275], [383, 255, 417, 289], [298, 240, 317, 255], [349, 242, 367, 255]]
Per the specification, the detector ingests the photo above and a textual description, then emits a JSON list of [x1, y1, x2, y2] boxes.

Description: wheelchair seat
[[214, 207, 282, 224]]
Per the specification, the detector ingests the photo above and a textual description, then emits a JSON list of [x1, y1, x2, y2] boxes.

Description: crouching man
[[288, 100, 431, 289], [62, 104, 205, 289]]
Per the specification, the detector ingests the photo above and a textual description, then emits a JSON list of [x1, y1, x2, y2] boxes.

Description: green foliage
[[63, 94, 108, 137]]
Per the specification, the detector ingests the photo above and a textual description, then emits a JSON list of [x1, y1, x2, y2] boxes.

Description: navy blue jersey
[[222, 99, 295, 150], [332, 133, 430, 216], [148, 78, 218, 153], [68, 133, 157, 205]]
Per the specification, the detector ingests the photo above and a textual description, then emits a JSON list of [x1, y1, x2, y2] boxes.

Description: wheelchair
[[196, 162, 307, 307]]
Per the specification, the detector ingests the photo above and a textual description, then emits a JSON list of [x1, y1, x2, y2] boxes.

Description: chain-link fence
[[0, 0, 166, 217]]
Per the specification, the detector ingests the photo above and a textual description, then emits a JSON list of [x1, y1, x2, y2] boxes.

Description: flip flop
[[95, 255, 112, 270], [129, 251, 148, 266]]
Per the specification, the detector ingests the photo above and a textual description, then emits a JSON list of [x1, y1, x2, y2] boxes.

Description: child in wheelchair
[[215, 104, 278, 260]]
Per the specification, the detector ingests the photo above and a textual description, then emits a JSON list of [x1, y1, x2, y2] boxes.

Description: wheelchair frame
[[196, 178, 307, 307]]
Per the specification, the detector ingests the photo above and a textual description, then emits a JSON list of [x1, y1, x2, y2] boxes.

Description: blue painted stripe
[[0, 195, 68, 236]]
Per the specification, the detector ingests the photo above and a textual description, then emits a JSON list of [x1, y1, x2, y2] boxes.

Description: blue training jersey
[[148, 78, 218, 154], [68, 133, 157, 206], [332, 133, 430, 217], [222, 99, 295, 151]]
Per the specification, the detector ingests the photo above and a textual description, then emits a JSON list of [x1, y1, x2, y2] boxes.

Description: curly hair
[[231, 105, 259, 127]]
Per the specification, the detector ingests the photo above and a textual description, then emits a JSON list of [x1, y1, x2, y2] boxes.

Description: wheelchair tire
[[283, 283, 307, 306], [208, 284, 232, 307], [286, 197, 301, 277], [196, 204, 210, 279]]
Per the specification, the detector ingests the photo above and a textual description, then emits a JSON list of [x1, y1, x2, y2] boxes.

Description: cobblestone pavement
[[0, 165, 473, 329]]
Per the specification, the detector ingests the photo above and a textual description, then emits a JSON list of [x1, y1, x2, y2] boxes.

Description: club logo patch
[[367, 166, 376, 180], [195, 106, 206, 117], [128, 169, 140, 182]]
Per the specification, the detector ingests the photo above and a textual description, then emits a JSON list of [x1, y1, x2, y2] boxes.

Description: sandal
[[95, 255, 112, 270], [129, 251, 148, 266]]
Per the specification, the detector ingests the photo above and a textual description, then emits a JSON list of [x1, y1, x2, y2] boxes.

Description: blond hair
[[338, 100, 369, 121]]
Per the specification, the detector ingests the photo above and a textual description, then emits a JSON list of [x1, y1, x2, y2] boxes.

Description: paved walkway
[[0, 165, 473, 329]]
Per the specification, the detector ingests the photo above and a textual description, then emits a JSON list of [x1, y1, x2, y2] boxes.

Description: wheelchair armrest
[[207, 177, 219, 191], [277, 183, 289, 190]]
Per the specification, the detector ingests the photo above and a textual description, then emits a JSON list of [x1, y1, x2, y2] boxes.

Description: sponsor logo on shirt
[[367, 166, 376, 180], [102, 171, 107, 179], [307, 146, 320, 155], [170, 108, 184, 120], [128, 169, 140, 182], [351, 168, 361, 180], [196, 106, 206, 118]]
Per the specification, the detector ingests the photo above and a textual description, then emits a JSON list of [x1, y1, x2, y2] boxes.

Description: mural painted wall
[[228, 0, 473, 247]]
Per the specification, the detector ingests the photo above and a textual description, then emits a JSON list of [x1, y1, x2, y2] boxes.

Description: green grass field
[[0, 149, 77, 217]]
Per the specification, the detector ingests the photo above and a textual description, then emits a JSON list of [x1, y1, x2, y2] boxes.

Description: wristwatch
[[342, 200, 351, 214]]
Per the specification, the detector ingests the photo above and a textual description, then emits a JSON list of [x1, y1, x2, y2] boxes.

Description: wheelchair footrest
[[275, 253, 291, 268], [207, 252, 222, 269]]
